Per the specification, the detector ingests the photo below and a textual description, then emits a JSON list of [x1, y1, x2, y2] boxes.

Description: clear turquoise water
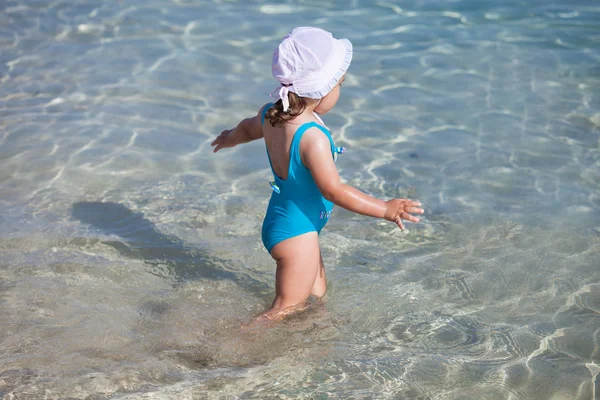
[[1, 1, 599, 399]]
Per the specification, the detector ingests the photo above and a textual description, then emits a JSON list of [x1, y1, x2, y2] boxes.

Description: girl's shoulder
[[298, 124, 334, 153]]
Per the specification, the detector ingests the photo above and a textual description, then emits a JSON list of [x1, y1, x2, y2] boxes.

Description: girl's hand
[[211, 106, 267, 153], [211, 129, 235, 152], [384, 199, 424, 230]]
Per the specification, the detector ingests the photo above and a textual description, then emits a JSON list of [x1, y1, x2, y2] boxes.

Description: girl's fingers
[[401, 212, 420, 223], [395, 217, 405, 230], [211, 130, 229, 147]]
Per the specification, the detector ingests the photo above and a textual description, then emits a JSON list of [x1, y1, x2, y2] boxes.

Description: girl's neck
[[283, 106, 324, 128]]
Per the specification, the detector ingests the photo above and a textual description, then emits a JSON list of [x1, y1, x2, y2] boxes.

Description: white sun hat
[[271, 27, 353, 111]]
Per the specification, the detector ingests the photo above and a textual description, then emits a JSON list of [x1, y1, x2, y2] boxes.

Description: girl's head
[[267, 27, 352, 126]]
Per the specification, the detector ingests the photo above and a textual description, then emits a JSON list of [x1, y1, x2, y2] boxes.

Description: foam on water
[[1, 0, 599, 398]]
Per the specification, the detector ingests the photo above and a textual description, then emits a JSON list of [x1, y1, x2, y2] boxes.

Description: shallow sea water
[[1, 0, 599, 399]]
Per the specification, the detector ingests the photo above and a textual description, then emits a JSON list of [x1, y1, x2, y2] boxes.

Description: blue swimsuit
[[260, 104, 343, 253]]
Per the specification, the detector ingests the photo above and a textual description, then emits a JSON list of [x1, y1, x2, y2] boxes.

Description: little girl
[[211, 27, 424, 320]]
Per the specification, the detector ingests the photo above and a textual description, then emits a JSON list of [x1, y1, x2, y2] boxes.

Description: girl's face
[[314, 74, 346, 115]]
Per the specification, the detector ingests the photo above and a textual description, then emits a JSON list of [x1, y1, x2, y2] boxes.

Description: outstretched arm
[[211, 105, 266, 152], [302, 128, 423, 230]]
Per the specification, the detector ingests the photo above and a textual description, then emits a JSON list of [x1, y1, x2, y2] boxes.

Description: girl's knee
[[311, 275, 327, 298], [311, 259, 327, 298], [311, 287, 326, 299]]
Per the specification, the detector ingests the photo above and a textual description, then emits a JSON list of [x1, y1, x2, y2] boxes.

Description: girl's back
[[262, 112, 319, 181]]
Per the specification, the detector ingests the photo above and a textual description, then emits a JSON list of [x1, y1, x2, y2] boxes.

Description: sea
[[1, 0, 599, 399]]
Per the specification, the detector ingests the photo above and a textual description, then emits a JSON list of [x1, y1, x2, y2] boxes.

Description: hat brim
[[294, 37, 353, 99]]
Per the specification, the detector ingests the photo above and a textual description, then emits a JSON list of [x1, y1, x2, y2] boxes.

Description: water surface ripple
[[1, 0, 599, 399]]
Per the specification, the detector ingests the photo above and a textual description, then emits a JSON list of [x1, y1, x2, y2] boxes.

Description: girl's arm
[[211, 105, 266, 152], [302, 127, 424, 230]]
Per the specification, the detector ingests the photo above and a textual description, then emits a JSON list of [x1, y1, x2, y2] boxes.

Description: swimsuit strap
[[261, 103, 337, 186], [261, 102, 273, 125], [289, 122, 335, 179]]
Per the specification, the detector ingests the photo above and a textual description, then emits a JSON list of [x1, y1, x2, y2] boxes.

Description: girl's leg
[[262, 232, 323, 319], [310, 252, 327, 298]]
